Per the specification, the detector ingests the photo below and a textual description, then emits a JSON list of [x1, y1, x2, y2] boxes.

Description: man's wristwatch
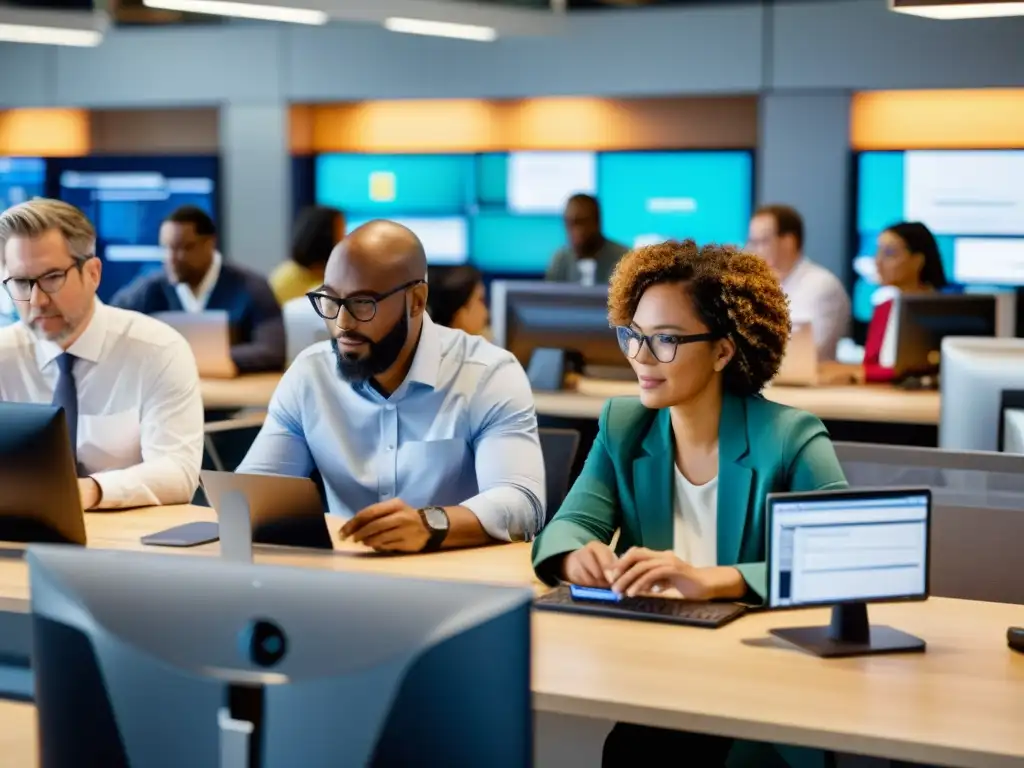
[[418, 506, 450, 552]]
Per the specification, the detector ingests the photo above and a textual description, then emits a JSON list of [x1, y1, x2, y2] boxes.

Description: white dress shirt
[[174, 250, 223, 313], [0, 301, 204, 509], [782, 258, 851, 362], [672, 468, 719, 568]]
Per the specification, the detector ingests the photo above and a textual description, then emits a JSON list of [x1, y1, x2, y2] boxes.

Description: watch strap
[[418, 506, 449, 552]]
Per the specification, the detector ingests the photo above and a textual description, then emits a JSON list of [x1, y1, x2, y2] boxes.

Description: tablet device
[[141, 521, 220, 548]]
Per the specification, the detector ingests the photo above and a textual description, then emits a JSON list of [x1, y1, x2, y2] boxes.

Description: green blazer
[[532, 393, 849, 600]]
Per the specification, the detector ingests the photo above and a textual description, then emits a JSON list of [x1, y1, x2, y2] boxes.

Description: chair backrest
[[539, 427, 581, 524], [835, 441, 1024, 605]]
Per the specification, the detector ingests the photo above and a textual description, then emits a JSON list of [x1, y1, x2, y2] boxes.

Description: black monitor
[[894, 293, 997, 379], [766, 487, 931, 658], [491, 281, 628, 388], [28, 546, 533, 768], [0, 403, 85, 545]]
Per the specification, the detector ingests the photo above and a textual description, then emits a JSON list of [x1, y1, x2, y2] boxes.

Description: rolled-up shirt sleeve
[[459, 359, 546, 542], [91, 338, 204, 509]]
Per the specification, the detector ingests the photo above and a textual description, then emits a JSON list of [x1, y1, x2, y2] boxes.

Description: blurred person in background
[[546, 194, 628, 285], [427, 265, 489, 337], [747, 204, 850, 361], [112, 205, 285, 373], [271, 205, 345, 305], [819, 221, 947, 385]]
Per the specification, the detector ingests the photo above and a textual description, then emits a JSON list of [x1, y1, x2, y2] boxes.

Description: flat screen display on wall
[[314, 150, 754, 275], [854, 149, 1024, 324], [0, 157, 46, 212], [48, 155, 220, 303]]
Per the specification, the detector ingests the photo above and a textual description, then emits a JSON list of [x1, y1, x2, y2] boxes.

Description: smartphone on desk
[[141, 521, 220, 548], [569, 584, 622, 603]]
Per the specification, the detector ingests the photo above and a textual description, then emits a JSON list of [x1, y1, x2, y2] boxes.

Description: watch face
[[424, 506, 449, 532]]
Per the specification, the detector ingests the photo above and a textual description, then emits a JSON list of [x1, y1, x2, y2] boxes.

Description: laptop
[[774, 321, 819, 386], [200, 470, 334, 550], [153, 310, 236, 379]]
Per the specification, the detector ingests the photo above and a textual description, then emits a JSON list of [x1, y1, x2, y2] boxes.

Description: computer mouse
[[1007, 626, 1024, 653]]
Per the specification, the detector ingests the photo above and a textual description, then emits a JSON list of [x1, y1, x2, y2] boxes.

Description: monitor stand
[[770, 602, 926, 658]]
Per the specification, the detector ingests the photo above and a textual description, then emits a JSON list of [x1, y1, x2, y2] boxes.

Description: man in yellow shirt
[[270, 206, 345, 305]]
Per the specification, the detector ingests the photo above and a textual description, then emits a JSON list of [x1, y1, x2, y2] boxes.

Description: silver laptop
[[774, 321, 819, 386], [200, 470, 333, 550], [153, 310, 236, 379]]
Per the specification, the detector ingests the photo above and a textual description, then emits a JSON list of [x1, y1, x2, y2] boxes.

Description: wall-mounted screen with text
[[48, 156, 220, 303], [315, 150, 753, 274], [854, 149, 1024, 323]]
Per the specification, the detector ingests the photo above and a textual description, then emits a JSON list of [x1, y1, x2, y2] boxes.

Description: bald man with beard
[[238, 220, 546, 552]]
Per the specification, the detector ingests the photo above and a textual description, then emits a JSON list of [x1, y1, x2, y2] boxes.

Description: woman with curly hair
[[531, 239, 849, 766]]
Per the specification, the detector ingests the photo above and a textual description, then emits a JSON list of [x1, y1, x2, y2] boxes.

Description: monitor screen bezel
[[765, 486, 932, 612]]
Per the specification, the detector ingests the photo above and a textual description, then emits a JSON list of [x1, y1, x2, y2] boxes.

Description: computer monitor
[[0, 403, 85, 546], [28, 546, 533, 768], [490, 281, 628, 386], [767, 487, 930, 658], [940, 337, 1024, 452], [893, 293, 997, 378]]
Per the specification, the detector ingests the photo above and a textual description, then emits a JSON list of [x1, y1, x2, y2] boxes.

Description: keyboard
[[534, 585, 747, 629]]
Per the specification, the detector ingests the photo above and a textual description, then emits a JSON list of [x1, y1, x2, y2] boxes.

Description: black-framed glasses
[[614, 325, 719, 364], [2, 259, 91, 302], [307, 279, 424, 323]]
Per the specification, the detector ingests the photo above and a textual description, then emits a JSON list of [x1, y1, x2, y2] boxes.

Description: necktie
[[51, 353, 81, 473]]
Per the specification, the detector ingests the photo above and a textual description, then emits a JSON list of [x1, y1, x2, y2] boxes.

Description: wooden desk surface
[[200, 374, 282, 410], [536, 378, 941, 426], [0, 505, 536, 605], [4, 506, 1024, 767], [0, 701, 35, 768]]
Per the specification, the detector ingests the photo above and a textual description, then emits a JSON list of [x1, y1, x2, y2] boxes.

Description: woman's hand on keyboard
[[606, 547, 745, 601], [563, 541, 618, 588]]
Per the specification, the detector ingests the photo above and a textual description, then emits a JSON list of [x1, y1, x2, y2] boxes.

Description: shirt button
[[387, 445, 395, 451], [385, 403, 396, 411]]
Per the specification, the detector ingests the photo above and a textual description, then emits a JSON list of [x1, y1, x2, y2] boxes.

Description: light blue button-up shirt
[[238, 316, 546, 541]]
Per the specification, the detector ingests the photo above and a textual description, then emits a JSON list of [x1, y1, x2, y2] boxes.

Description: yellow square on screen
[[369, 171, 397, 202]]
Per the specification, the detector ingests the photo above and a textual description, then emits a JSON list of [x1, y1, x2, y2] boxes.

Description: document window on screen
[[769, 494, 928, 608]]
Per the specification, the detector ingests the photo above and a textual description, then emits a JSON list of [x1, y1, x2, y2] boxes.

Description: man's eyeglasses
[[307, 279, 424, 323], [614, 326, 719, 364], [2, 259, 91, 302]]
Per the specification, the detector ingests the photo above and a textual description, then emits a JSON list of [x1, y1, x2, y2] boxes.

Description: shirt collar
[[175, 250, 223, 313], [34, 299, 108, 371], [404, 313, 440, 390]]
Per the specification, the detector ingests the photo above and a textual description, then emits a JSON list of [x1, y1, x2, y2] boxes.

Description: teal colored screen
[[315, 154, 474, 215], [314, 150, 755, 274], [597, 152, 753, 248], [471, 212, 565, 274]]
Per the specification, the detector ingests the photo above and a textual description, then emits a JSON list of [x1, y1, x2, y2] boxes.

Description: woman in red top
[[821, 221, 947, 384]]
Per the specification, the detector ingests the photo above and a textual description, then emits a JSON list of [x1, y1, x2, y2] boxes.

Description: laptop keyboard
[[535, 586, 747, 628]]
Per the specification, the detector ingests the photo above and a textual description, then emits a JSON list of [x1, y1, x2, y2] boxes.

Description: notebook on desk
[[153, 310, 236, 379]]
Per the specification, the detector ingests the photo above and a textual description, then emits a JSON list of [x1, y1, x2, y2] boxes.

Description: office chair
[[539, 427, 581, 523]]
